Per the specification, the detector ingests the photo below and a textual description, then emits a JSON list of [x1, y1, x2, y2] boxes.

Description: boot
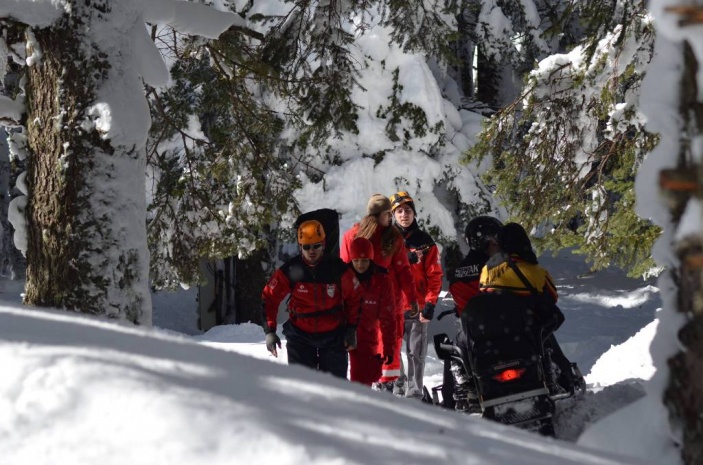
[[392, 380, 405, 397], [451, 360, 471, 412]]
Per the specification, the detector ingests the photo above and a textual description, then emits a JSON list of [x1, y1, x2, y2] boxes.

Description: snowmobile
[[428, 292, 586, 436]]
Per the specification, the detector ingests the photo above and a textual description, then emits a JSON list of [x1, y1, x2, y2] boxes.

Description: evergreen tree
[[0, 1, 238, 323], [146, 26, 298, 289], [466, 0, 659, 277]]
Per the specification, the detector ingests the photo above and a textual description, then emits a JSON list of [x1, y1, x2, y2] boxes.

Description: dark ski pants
[[544, 333, 572, 386], [283, 321, 348, 379], [442, 319, 471, 409]]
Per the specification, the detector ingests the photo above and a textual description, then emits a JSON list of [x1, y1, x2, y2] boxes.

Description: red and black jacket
[[396, 221, 443, 310], [262, 255, 361, 334], [341, 224, 417, 312], [448, 249, 489, 316]]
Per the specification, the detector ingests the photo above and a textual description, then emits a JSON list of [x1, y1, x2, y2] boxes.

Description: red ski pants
[[349, 349, 383, 386]]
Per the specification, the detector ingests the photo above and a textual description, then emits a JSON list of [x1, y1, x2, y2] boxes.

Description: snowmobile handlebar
[[437, 309, 457, 320]]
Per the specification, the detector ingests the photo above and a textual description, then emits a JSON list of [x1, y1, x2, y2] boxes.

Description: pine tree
[[0, 1, 238, 323], [146, 27, 298, 290], [3, 4, 151, 322], [466, 0, 659, 277]]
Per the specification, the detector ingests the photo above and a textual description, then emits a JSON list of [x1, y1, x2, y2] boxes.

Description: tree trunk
[[455, 7, 477, 98], [22, 1, 151, 324], [475, 47, 500, 108], [233, 249, 267, 326], [663, 41, 703, 465]]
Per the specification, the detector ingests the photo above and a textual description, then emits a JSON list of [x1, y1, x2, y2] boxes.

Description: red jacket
[[354, 265, 398, 356], [397, 224, 443, 309], [341, 224, 417, 312], [449, 249, 489, 315], [262, 255, 361, 334]]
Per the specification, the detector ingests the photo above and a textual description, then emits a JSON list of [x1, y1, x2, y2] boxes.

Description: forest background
[[0, 1, 701, 464]]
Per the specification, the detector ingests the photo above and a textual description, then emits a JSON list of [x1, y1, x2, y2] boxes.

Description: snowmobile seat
[[461, 292, 540, 345]]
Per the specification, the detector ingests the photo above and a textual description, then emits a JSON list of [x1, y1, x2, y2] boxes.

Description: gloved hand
[[383, 353, 393, 365], [265, 332, 281, 357], [344, 326, 357, 351], [407, 251, 419, 264], [422, 302, 435, 321]]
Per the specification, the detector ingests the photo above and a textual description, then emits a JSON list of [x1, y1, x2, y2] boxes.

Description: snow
[[586, 319, 657, 389], [0, 1, 690, 463], [0, 252, 666, 464], [0, 0, 66, 28], [0, 95, 22, 122], [143, 0, 244, 39]]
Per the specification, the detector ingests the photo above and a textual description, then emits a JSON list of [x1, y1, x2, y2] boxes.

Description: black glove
[[422, 302, 435, 320], [383, 353, 394, 365], [265, 332, 281, 357], [407, 251, 419, 264], [344, 326, 357, 351]]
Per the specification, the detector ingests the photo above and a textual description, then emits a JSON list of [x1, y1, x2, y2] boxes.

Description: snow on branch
[[0, 0, 66, 27], [0, 95, 23, 125], [143, 0, 245, 39]]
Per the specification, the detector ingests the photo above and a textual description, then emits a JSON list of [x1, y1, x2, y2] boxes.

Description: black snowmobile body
[[430, 292, 585, 435]]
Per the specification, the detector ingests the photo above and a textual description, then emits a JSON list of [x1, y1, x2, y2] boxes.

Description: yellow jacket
[[479, 255, 558, 303]]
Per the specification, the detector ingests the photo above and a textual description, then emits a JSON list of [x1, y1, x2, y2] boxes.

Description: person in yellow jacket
[[479, 239, 557, 304], [479, 222, 573, 392]]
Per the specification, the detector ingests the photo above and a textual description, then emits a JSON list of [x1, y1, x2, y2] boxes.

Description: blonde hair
[[355, 215, 401, 257]]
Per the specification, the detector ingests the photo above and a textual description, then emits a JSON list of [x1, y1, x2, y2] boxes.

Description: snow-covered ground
[[0, 249, 673, 464]]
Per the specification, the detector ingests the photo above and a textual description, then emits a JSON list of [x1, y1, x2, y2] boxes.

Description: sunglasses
[[302, 243, 324, 251]]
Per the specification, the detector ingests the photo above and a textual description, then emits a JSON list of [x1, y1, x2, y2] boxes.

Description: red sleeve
[[378, 276, 398, 357], [340, 227, 355, 263], [261, 268, 291, 332], [422, 245, 443, 305], [449, 280, 480, 316], [341, 267, 362, 326], [391, 238, 417, 305]]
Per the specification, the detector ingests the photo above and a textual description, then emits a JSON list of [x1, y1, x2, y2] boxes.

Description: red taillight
[[493, 368, 526, 382]]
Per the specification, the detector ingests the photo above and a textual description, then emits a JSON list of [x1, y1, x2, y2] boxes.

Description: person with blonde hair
[[262, 220, 362, 378], [341, 194, 419, 392]]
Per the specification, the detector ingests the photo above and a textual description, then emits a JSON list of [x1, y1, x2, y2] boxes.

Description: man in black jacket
[[443, 216, 502, 410]]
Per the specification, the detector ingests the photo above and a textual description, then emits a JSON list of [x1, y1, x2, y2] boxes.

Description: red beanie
[[350, 237, 374, 260]]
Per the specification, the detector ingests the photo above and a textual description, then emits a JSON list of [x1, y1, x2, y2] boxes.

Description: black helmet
[[465, 216, 503, 251]]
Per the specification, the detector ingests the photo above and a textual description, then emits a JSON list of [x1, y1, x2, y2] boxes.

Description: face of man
[[300, 242, 324, 264], [378, 210, 392, 228], [394, 204, 414, 228], [352, 258, 371, 274]]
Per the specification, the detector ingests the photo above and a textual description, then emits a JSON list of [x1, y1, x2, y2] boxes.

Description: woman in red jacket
[[341, 194, 418, 391], [346, 237, 398, 386]]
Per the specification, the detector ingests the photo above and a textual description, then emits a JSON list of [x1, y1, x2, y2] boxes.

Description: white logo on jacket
[[326, 284, 336, 298], [455, 264, 481, 278]]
